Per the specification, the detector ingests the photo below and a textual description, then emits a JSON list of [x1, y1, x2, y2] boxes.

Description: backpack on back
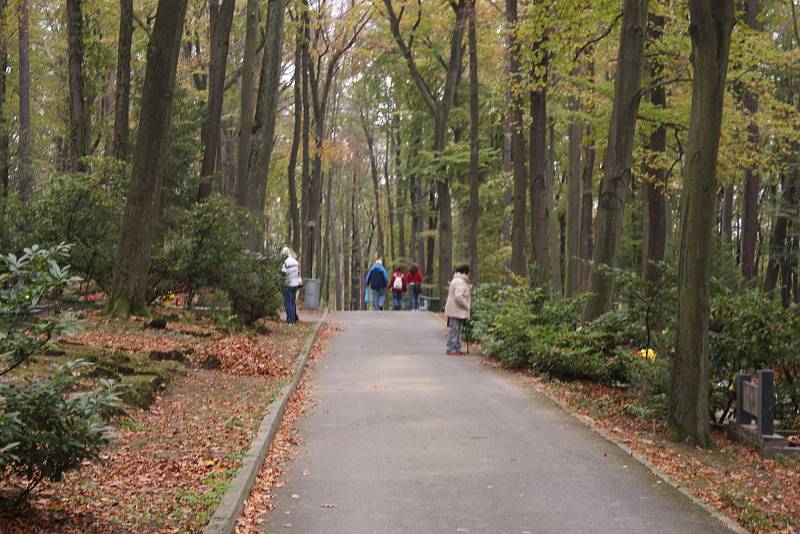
[[393, 274, 403, 291]]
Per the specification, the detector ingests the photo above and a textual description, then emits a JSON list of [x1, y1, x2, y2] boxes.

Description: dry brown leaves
[[1, 314, 321, 533], [528, 376, 800, 533], [1, 371, 279, 533], [196, 336, 290, 378], [63, 327, 217, 355], [234, 324, 339, 533]]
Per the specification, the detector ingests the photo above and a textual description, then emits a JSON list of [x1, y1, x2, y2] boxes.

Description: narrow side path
[[265, 311, 731, 534]]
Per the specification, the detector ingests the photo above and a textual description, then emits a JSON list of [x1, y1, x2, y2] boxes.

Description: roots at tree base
[[106, 293, 151, 319]]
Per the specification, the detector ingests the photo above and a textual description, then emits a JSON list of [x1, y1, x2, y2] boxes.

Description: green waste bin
[[419, 295, 441, 312]]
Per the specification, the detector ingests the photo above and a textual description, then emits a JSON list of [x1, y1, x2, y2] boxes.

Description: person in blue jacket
[[365, 258, 389, 311]]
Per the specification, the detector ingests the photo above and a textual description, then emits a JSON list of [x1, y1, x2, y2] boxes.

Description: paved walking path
[[265, 311, 731, 533]]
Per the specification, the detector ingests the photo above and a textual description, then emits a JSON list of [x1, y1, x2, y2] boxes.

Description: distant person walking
[[444, 265, 471, 355], [389, 264, 407, 310], [280, 247, 302, 324], [365, 258, 389, 311], [405, 263, 424, 311]]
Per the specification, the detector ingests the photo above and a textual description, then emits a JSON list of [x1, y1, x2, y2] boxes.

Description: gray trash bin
[[303, 278, 321, 310]]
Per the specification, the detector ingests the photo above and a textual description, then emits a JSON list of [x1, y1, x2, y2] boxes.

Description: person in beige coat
[[444, 265, 471, 355]]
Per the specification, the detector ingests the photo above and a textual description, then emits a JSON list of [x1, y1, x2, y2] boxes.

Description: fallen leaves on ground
[[234, 324, 339, 533], [196, 336, 290, 378], [63, 326, 217, 355], [526, 375, 800, 533], [1, 371, 276, 533], [1, 312, 318, 533]]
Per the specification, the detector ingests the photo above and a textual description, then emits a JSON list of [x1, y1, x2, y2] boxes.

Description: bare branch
[[573, 10, 623, 62], [382, 0, 438, 115]]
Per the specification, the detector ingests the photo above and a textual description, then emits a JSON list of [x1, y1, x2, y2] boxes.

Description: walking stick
[[464, 319, 470, 355]]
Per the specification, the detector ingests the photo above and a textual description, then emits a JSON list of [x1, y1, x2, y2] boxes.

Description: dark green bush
[[0, 361, 123, 498], [223, 249, 283, 325], [151, 198, 282, 323], [710, 290, 800, 426], [1, 244, 81, 375], [1, 246, 122, 500], [153, 196, 250, 302], [469, 266, 800, 428], [0, 158, 127, 291]]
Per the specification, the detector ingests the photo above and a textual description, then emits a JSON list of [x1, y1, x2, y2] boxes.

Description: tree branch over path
[[573, 10, 624, 61]]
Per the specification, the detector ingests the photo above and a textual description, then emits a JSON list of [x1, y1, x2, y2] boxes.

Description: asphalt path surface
[[265, 311, 732, 534]]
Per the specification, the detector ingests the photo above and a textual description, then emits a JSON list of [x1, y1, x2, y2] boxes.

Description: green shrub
[[0, 159, 127, 291], [1, 246, 122, 500], [0, 361, 123, 498], [151, 198, 282, 324], [153, 196, 250, 303], [1, 244, 81, 375], [710, 290, 800, 426], [223, 250, 283, 325], [470, 269, 800, 428], [31, 159, 127, 291]]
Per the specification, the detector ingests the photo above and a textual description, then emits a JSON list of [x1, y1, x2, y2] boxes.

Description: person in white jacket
[[444, 264, 471, 355], [280, 247, 302, 324]]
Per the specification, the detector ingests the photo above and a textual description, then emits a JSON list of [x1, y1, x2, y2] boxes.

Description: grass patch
[[170, 468, 236, 530]]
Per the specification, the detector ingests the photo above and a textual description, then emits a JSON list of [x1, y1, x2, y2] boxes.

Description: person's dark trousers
[[409, 285, 420, 310], [283, 286, 299, 323], [392, 291, 403, 310]]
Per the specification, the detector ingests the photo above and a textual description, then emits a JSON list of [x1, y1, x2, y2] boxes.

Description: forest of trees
[[0, 0, 798, 447]]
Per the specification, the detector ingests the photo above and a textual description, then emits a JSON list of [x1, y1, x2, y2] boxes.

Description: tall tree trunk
[[343, 181, 352, 309], [642, 113, 667, 285], [642, 12, 667, 286], [300, 6, 311, 276], [113, 0, 133, 161], [669, 0, 734, 446], [327, 168, 342, 310], [221, 119, 237, 196], [17, 0, 32, 202], [739, 0, 761, 280], [351, 169, 362, 309], [0, 0, 8, 199], [287, 32, 303, 253], [409, 135, 424, 270], [198, 0, 235, 200], [467, 0, 480, 281], [394, 114, 405, 260], [565, 97, 582, 297], [315, 172, 324, 278], [529, 69, 550, 284], [385, 127, 396, 260], [581, 0, 649, 321], [546, 118, 562, 296], [507, 0, 527, 278], [108, 0, 189, 318], [67, 0, 87, 173], [236, 0, 259, 206], [427, 188, 437, 286], [720, 184, 733, 240], [764, 175, 796, 293], [244, 0, 286, 249], [580, 126, 596, 292], [363, 117, 385, 260]]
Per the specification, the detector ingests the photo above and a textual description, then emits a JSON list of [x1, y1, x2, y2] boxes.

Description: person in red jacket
[[389, 264, 407, 310], [405, 263, 424, 311]]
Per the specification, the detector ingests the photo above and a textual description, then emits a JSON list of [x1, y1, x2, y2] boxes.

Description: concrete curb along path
[[204, 310, 329, 534], [431, 313, 746, 534], [536, 382, 747, 534]]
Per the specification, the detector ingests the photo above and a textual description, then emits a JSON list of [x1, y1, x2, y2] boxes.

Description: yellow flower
[[639, 348, 656, 361]]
